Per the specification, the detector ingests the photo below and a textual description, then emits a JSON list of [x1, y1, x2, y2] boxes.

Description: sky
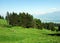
[[0, 0, 60, 17]]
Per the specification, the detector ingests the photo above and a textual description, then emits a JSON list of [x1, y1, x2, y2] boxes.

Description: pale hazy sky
[[0, 0, 60, 17]]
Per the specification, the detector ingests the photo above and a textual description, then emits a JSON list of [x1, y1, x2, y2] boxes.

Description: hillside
[[0, 19, 60, 43]]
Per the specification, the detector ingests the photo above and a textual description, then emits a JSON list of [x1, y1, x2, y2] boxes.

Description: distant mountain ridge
[[33, 11, 60, 23]]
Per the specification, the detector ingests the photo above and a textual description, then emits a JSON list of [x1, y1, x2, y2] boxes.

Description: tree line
[[0, 12, 60, 31], [0, 15, 4, 19]]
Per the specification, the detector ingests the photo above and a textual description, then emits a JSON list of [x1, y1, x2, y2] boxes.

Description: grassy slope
[[0, 19, 60, 43]]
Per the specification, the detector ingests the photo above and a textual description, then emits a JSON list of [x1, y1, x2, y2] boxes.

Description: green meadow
[[0, 19, 60, 43]]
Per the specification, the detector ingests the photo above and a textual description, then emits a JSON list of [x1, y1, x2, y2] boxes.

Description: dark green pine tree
[[33, 18, 42, 29]]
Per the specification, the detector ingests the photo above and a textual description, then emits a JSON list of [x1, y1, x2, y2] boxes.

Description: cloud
[[29, 8, 60, 15], [47, 8, 60, 13], [30, 11, 46, 15], [50, 8, 57, 10]]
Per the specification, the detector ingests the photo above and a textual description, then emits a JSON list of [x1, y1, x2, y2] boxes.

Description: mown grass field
[[0, 19, 60, 43]]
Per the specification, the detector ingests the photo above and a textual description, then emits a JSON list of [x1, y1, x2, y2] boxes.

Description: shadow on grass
[[48, 33, 60, 36]]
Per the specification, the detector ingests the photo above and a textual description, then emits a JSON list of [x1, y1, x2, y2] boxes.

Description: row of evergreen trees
[[6, 12, 42, 28], [5, 12, 56, 30], [0, 12, 60, 31]]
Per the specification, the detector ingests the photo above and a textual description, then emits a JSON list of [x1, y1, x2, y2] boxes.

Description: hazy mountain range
[[33, 11, 60, 23]]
